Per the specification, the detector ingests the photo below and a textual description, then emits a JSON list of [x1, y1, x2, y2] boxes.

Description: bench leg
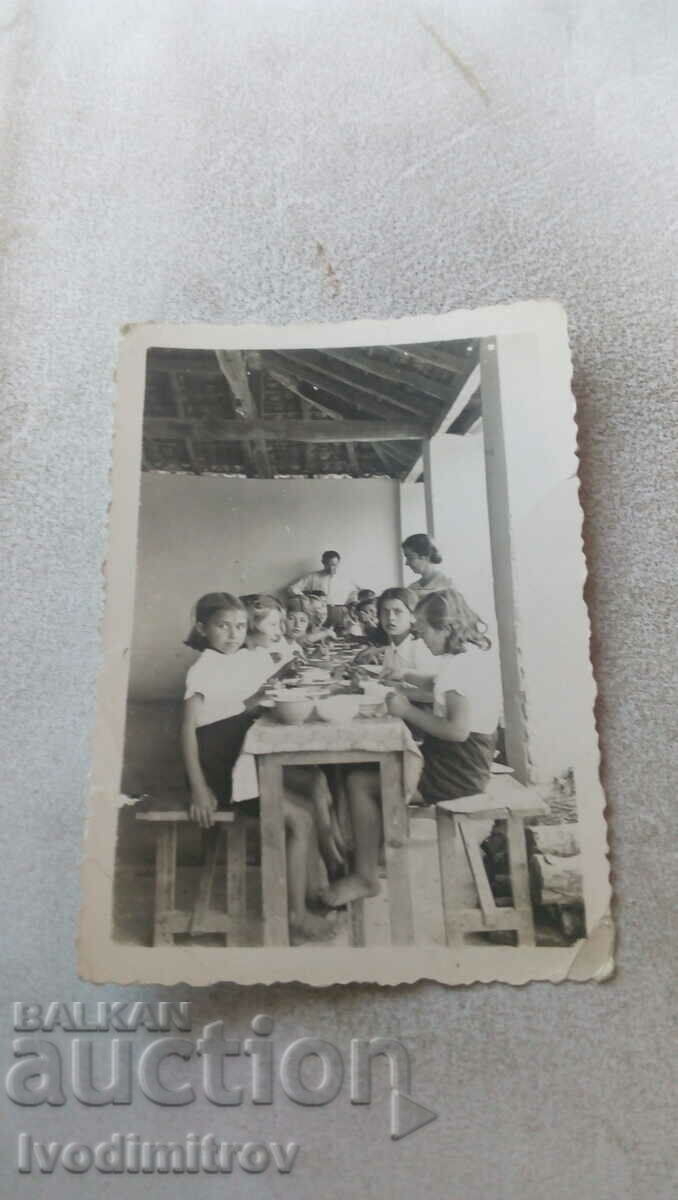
[[506, 815, 536, 946], [226, 819, 248, 946], [154, 823, 177, 946], [436, 808, 466, 948], [189, 826, 222, 937]]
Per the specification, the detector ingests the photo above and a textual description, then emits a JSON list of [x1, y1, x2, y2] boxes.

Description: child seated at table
[[245, 594, 295, 664], [354, 595, 388, 647], [377, 587, 437, 681], [284, 597, 312, 659], [302, 591, 336, 646], [182, 592, 336, 942], [345, 589, 376, 637], [324, 588, 501, 907]]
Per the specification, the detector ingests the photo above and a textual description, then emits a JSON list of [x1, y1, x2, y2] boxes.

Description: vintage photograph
[[80, 305, 612, 985]]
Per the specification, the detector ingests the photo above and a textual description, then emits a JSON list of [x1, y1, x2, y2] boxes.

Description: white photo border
[[78, 301, 613, 986]]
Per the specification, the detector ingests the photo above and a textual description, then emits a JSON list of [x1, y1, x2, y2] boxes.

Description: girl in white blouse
[[182, 592, 335, 942], [325, 588, 500, 909], [377, 587, 437, 682], [245, 594, 295, 665]]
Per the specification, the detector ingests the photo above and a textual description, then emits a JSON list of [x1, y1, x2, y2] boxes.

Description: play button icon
[[390, 1089, 438, 1140]]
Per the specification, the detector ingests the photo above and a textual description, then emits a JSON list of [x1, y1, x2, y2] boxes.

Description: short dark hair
[[321, 550, 341, 565], [377, 586, 417, 616], [184, 592, 245, 651], [402, 533, 442, 565], [357, 588, 376, 603], [304, 590, 327, 602], [356, 596, 377, 614]]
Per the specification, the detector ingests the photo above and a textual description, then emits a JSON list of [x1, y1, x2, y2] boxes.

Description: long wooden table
[[243, 714, 421, 947]]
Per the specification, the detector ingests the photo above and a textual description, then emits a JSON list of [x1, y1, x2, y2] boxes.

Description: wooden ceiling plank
[[145, 417, 427, 443], [268, 369, 343, 420], [378, 441, 414, 469], [396, 344, 474, 375], [370, 442, 392, 471], [250, 370, 274, 479], [404, 363, 481, 482], [265, 352, 408, 422], [272, 351, 436, 420], [216, 350, 272, 478], [301, 399, 315, 476], [369, 442, 400, 478], [345, 442, 360, 475], [168, 373, 202, 474], [322, 348, 461, 407]]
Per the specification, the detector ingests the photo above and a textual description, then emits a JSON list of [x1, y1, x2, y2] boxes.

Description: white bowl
[[314, 695, 361, 723], [273, 695, 314, 725]]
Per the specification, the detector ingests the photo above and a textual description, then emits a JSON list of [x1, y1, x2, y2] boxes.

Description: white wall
[[400, 434, 497, 635], [129, 473, 402, 699]]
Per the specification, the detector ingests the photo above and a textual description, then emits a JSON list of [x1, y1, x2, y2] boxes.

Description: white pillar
[[479, 337, 532, 786]]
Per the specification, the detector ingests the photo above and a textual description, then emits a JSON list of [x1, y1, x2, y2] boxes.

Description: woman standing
[[401, 533, 455, 597]]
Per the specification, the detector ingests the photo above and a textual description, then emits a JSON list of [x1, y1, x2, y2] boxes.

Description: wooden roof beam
[[215, 350, 256, 418], [216, 351, 272, 478], [264, 352, 410, 422], [404, 363, 481, 483], [321, 348, 463, 408], [168, 373, 202, 474], [145, 417, 427, 443], [267, 369, 343, 421], [272, 351, 437, 420], [396, 343, 475, 375]]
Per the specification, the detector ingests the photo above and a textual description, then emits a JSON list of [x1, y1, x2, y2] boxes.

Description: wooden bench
[[135, 795, 257, 946], [436, 774, 549, 947]]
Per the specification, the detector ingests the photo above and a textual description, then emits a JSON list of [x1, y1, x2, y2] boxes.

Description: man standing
[[288, 550, 360, 627]]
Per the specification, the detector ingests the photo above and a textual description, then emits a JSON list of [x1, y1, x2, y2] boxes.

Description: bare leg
[[284, 765, 345, 873], [283, 792, 335, 942], [325, 767, 382, 907]]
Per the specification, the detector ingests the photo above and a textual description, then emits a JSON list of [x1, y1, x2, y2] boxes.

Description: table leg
[[154, 823, 177, 946], [257, 756, 290, 946], [506, 814, 536, 946], [380, 753, 414, 946], [226, 818, 248, 946]]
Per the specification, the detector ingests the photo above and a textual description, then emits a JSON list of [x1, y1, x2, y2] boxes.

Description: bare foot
[[324, 875, 381, 907], [289, 911, 337, 944]]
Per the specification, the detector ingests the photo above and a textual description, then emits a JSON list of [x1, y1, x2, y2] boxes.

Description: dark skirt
[[196, 712, 260, 814], [419, 731, 496, 804]]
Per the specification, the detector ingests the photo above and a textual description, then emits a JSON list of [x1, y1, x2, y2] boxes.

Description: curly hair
[[184, 592, 245, 651], [415, 588, 491, 655], [244, 593, 284, 635]]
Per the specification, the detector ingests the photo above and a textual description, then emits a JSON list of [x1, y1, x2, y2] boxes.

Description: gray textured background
[[1, 2, 676, 1197]]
